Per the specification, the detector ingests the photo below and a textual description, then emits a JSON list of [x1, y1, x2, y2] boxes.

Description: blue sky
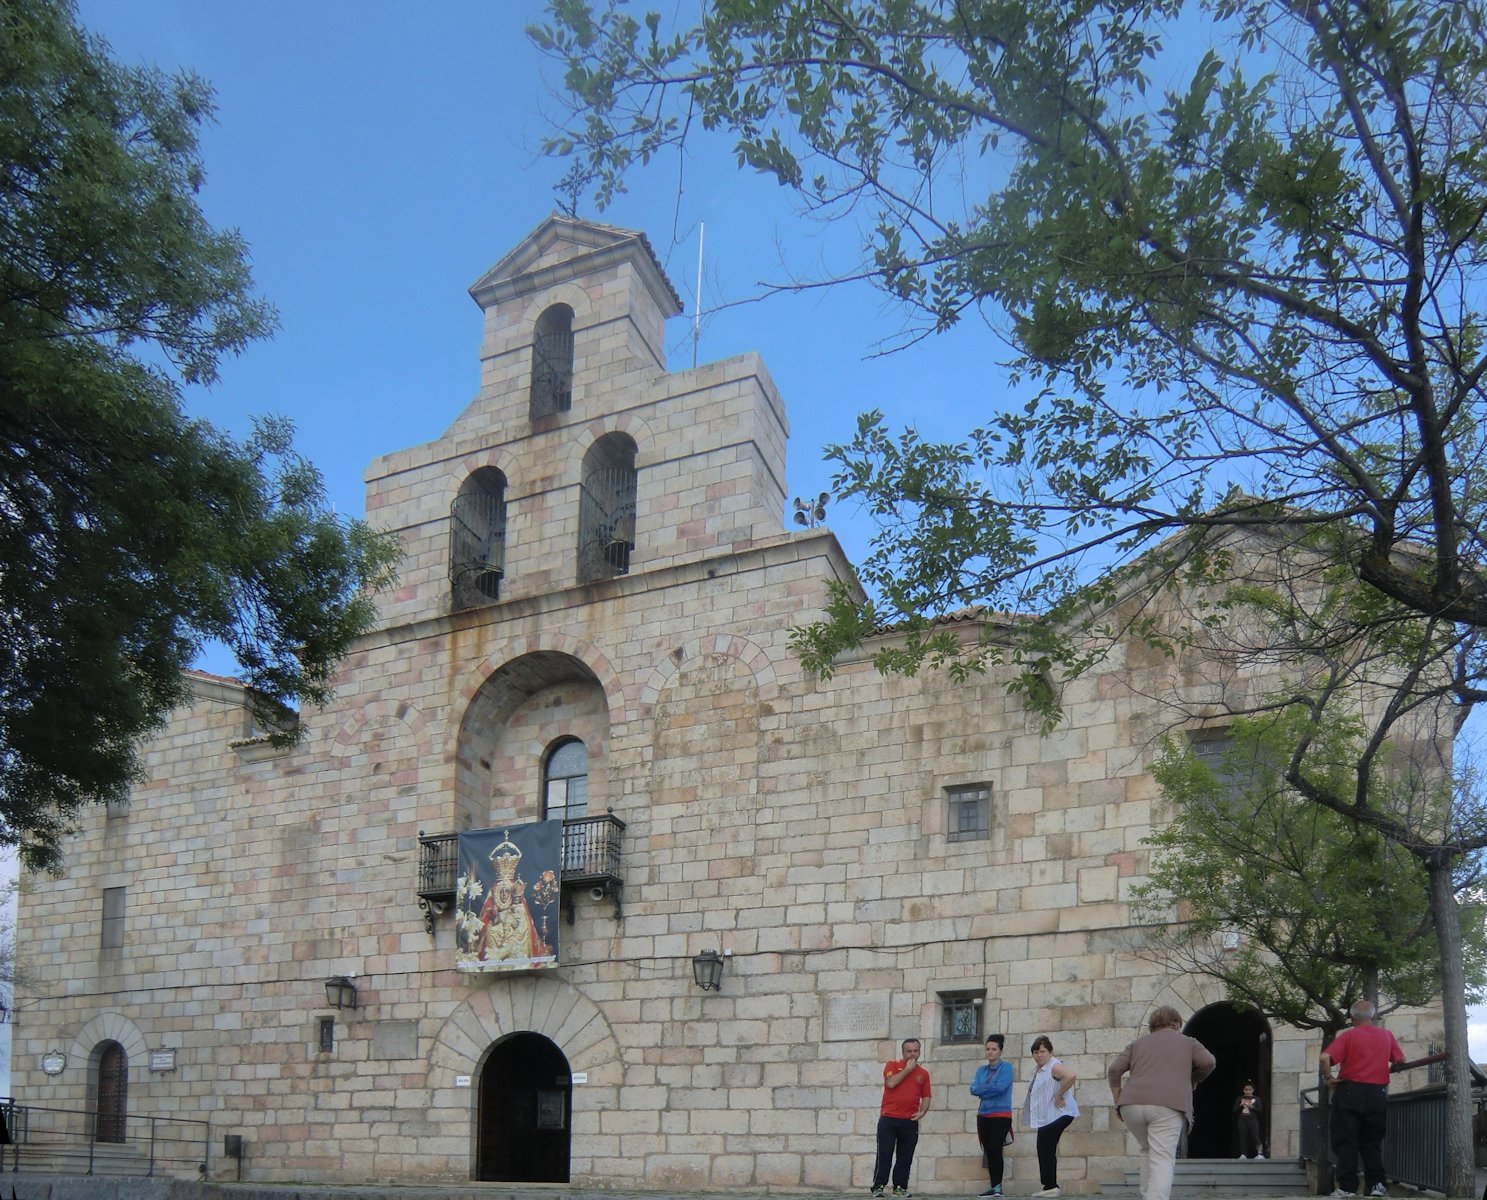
[[61, 1, 1487, 1063], [74, 0, 999, 570]]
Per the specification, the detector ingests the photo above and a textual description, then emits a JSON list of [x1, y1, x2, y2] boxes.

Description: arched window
[[577, 434, 637, 582], [543, 739, 588, 822], [529, 304, 575, 420], [451, 468, 508, 609]]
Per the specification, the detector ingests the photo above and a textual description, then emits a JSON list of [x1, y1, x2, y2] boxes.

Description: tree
[[1133, 715, 1484, 1189], [0, 0, 400, 871], [535, 0, 1487, 1190]]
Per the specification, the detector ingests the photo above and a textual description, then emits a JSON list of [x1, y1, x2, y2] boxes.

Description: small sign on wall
[[455, 1075, 472, 1088], [571, 1071, 588, 1085], [149, 1049, 176, 1073], [825, 993, 891, 1042]]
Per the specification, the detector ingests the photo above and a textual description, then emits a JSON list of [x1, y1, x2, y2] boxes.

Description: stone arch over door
[[426, 974, 622, 1182], [68, 1013, 147, 1142], [1185, 1002, 1272, 1157]]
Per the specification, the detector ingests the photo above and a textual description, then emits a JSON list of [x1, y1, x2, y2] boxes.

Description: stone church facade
[[13, 216, 1442, 1189]]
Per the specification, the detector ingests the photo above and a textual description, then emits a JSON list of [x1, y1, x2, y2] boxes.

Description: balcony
[[416, 812, 626, 933]]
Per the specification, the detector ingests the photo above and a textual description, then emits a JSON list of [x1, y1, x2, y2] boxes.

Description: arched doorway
[[93, 1041, 128, 1143], [476, 1032, 571, 1182], [1184, 1003, 1271, 1157]]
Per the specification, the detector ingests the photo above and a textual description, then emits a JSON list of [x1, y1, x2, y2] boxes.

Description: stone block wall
[[12, 216, 1447, 1190]]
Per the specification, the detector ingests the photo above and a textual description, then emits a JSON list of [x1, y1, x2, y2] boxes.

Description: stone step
[[0, 1140, 163, 1176], [1098, 1157, 1309, 1197]]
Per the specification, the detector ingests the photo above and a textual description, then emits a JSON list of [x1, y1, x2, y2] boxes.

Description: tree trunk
[[1316, 1025, 1339, 1196], [1426, 854, 1474, 1198]]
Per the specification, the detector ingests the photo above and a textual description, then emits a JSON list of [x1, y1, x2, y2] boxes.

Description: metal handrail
[[418, 813, 626, 901], [1298, 1052, 1486, 1194], [0, 1097, 209, 1179]]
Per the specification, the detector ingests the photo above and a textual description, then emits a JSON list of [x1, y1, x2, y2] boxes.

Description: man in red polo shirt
[[1319, 1000, 1405, 1198], [871, 1038, 932, 1197]]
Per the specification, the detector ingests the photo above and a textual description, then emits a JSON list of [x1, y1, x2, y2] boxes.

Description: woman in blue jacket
[[970, 1034, 1014, 1196]]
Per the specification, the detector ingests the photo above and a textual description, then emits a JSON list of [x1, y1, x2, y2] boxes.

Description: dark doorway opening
[[1185, 1003, 1271, 1157], [476, 1031, 571, 1182], [94, 1041, 128, 1143]]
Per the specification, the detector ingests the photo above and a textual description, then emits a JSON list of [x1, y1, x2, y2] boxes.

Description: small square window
[[947, 784, 990, 842], [1188, 729, 1257, 803], [940, 990, 985, 1044], [318, 1017, 335, 1053]]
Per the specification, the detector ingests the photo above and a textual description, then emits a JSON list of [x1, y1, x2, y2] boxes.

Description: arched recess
[[450, 467, 509, 609], [69, 1012, 148, 1143], [1184, 1002, 1272, 1157], [92, 1041, 128, 1142], [577, 433, 638, 582], [633, 632, 780, 724], [477, 1032, 571, 1181], [425, 974, 623, 1182], [453, 651, 612, 833], [530, 303, 575, 420]]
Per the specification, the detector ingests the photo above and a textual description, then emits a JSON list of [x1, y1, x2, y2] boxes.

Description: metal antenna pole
[[693, 222, 704, 368]]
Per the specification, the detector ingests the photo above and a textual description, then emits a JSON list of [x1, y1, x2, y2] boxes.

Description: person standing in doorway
[[1320, 1000, 1405, 1198], [1233, 1082, 1263, 1160], [1022, 1036, 1078, 1198], [1107, 1006, 1217, 1200], [872, 1038, 932, 1198], [970, 1033, 1014, 1196]]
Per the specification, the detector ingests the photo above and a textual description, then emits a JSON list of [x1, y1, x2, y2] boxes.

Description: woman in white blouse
[[1022, 1035, 1079, 1198]]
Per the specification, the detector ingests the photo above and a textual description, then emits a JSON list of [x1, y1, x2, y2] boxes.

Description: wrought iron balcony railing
[[417, 811, 625, 932]]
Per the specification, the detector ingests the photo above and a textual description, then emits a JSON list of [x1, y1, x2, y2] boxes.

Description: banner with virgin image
[[454, 821, 561, 972]]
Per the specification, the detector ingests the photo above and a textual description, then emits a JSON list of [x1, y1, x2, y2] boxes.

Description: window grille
[[450, 469, 507, 609], [578, 434, 638, 582], [947, 784, 991, 842], [530, 306, 575, 419], [940, 991, 985, 1044], [1188, 729, 1258, 803], [318, 1017, 335, 1053]]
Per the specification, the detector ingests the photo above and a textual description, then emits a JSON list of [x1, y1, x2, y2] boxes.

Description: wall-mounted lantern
[[692, 949, 724, 992], [324, 975, 359, 1010]]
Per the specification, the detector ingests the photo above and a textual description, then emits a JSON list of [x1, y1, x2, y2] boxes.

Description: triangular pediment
[[468, 213, 682, 316]]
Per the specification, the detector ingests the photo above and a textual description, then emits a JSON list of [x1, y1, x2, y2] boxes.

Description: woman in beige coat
[[1107, 1008, 1217, 1200]]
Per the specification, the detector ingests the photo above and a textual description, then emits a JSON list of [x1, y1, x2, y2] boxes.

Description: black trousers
[[1331, 1081, 1388, 1193], [874, 1115, 920, 1190], [1036, 1114, 1075, 1188], [977, 1115, 1012, 1186], [1235, 1113, 1262, 1157]]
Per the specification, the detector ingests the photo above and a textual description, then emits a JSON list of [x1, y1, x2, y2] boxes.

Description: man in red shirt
[[871, 1038, 932, 1197], [1319, 1000, 1406, 1198]]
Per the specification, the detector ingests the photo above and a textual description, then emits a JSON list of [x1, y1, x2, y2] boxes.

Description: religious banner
[[455, 821, 561, 972]]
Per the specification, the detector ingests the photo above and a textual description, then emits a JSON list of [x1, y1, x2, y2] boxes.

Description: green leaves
[[0, 0, 401, 870], [1133, 714, 1475, 1028]]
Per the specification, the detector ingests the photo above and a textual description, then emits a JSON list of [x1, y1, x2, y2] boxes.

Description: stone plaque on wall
[[825, 993, 890, 1042], [371, 1019, 418, 1060]]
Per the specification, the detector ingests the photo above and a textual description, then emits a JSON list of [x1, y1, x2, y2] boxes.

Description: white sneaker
[[1034, 1190, 1062, 1198], [1368, 1186, 1387, 1197], [1331, 1190, 1357, 1197], [1237, 1155, 1248, 1160], [1256, 1153, 1265, 1160]]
